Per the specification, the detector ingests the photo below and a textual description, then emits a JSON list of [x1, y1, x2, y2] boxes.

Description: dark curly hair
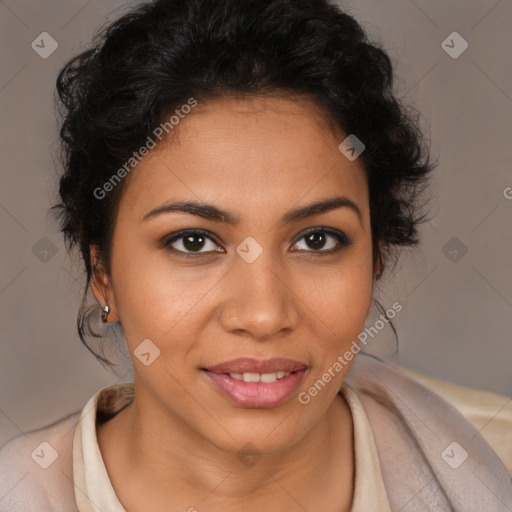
[[51, 0, 436, 367]]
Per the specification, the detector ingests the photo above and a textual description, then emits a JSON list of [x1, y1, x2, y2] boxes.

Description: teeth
[[260, 373, 277, 383], [228, 371, 291, 382], [243, 372, 260, 383]]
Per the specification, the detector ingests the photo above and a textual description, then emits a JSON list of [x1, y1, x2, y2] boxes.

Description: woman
[[0, 0, 511, 510]]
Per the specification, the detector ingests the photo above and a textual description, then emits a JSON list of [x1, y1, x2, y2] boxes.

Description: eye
[[162, 227, 351, 258], [291, 227, 351, 255], [163, 230, 223, 256]]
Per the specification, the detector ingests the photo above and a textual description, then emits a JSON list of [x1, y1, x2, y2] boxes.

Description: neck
[[97, 385, 354, 512]]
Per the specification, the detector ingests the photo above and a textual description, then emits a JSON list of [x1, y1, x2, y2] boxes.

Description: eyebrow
[[141, 196, 362, 226]]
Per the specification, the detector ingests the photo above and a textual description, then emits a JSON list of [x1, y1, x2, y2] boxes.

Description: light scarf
[[2, 354, 510, 511], [345, 353, 512, 511]]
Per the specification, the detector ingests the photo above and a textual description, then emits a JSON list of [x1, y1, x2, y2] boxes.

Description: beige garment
[[0, 369, 510, 511], [346, 355, 512, 511], [400, 367, 512, 477], [72, 382, 392, 511]]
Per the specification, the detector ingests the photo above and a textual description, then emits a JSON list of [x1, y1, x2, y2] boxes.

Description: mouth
[[201, 357, 307, 408]]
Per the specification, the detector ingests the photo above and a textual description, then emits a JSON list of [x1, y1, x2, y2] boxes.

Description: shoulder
[[0, 411, 81, 512], [401, 367, 512, 476]]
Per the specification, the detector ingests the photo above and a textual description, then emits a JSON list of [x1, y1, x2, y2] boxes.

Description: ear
[[89, 245, 119, 323], [374, 255, 383, 280], [372, 244, 384, 282]]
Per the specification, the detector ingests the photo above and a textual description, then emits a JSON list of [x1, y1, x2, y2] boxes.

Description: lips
[[202, 357, 308, 408], [204, 357, 307, 374]]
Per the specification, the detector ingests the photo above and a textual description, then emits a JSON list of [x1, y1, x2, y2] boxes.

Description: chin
[[199, 413, 313, 459]]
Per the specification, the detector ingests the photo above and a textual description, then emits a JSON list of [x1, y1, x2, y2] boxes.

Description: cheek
[[109, 240, 212, 347], [111, 229, 374, 355], [304, 246, 374, 338]]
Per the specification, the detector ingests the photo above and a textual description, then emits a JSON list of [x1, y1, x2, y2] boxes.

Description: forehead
[[119, 95, 369, 221]]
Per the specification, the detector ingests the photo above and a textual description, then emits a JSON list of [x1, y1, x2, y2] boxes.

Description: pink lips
[[203, 357, 307, 408]]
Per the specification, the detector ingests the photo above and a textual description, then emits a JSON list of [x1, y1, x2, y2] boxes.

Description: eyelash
[[162, 227, 352, 259]]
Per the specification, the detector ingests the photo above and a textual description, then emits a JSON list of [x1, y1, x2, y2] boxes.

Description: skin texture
[[91, 95, 377, 511]]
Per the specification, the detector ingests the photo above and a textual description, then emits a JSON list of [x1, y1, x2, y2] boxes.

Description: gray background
[[0, 0, 511, 448]]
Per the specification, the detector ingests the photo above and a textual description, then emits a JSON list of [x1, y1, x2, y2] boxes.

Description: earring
[[101, 305, 110, 323]]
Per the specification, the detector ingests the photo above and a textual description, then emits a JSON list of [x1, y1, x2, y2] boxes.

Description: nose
[[219, 252, 300, 341]]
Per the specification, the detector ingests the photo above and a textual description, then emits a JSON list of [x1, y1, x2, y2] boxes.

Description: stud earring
[[101, 305, 110, 323]]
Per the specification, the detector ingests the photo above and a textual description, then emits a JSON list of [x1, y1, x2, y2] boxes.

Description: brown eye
[[291, 228, 351, 254], [182, 233, 207, 251], [305, 232, 327, 250], [163, 230, 222, 256]]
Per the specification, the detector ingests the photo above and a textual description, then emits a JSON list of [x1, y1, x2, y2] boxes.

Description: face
[[92, 95, 375, 455]]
